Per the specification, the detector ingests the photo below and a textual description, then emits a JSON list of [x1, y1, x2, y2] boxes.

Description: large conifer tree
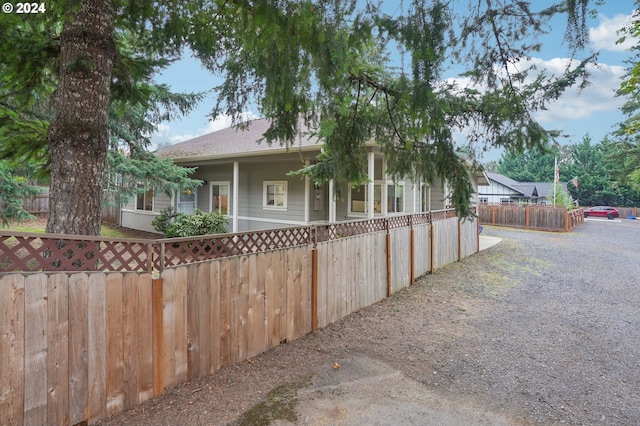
[[1, 0, 594, 234]]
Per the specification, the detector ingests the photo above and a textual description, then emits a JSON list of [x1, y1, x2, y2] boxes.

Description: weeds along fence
[[477, 204, 584, 231], [0, 209, 479, 425]]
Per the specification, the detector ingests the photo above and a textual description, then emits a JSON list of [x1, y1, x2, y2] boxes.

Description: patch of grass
[[232, 377, 311, 426], [3, 221, 137, 239]]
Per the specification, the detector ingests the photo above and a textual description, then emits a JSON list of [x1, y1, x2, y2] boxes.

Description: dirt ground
[[94, 220, 640, 425]]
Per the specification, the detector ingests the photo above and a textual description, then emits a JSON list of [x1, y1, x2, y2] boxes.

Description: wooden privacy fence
[[19, 188, 120, 224], [0, 210, 480, 425], [478, 204, 584, 231]]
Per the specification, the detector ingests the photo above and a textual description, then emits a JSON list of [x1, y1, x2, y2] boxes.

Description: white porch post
[[329, 179, 336, 223], [232, 161, 239, 232], [381, 157, 388, 216], [304, 160, 310, 223], [413, 183, 417, 213], [367, 152, 375, 219]]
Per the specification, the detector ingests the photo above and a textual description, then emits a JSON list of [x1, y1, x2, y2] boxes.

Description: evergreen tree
[[0, 0, 596, 234]]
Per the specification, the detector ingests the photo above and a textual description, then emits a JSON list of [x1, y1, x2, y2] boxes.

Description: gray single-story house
[[478, 172, 567, 205], [121, 119, 489, 234]]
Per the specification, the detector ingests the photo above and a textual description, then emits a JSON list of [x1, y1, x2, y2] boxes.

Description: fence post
[[146, 243, 154, 273], [152, 277, 164, 396], [409, 216, 415, 286], [386, 219, 392, 297], [429, 221, 435, 274], [311, 248, 318, 331], [457, 219, 461, 261], [159, 241, 165, 272]]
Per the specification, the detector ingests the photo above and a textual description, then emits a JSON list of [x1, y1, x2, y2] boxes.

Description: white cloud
[[531, 59, 626, 123], [590, 13, 637, 52]]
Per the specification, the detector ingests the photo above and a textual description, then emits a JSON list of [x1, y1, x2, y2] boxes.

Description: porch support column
[[304, 160, 310, 223], [367, 152, 375, 219], [413, 182, 417, 213], [381, 157, 388, 216], [233, 161, 239, 232], [329, 179, 336, 223]]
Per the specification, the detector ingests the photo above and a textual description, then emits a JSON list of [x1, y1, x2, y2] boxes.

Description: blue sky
[[151, 1, 638, 163]]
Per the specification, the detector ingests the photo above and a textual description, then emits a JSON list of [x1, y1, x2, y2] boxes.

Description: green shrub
[[162, 209, 228, 238], [151, 207, 180, 235]]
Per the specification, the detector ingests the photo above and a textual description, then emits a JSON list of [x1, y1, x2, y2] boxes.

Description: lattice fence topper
[[315, 218, 388, 242], [159, 226, 312, 267], [411, 213, 432, 225], [0, 233, 155, 272]]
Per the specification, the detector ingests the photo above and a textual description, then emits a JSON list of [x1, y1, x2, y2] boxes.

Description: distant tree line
[[488, 134, 640, 207]]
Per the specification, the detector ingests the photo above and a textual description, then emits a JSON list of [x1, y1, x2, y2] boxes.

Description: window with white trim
[[177, 188, 196, 214], [387, 183, 404, 214], [420, 184, 430, 213], [348, 184, 382, 215], [136, 188, 153, 211], [263, 181, 288, 210], [210, 181, 230, 215]]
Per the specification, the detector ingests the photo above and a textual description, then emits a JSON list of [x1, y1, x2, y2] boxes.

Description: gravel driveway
[[97, 219, 640, 426]]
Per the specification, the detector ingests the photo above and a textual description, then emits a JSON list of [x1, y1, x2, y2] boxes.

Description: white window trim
[[419, 183, 431, 213], [136, 188, 154, 212], [386, 181, 406, 214], [209, 181, 232, 216], [348, 182, 384, 216], [263, 180, 288, 211], [176, 187, 197, 214]]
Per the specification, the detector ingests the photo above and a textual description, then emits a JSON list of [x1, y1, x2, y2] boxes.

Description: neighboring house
[[478, 172, 567, 205], [121, 119, 489, 233]]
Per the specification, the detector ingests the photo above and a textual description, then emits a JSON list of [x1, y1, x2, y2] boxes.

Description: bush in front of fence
[[153, 208, 228, 238]]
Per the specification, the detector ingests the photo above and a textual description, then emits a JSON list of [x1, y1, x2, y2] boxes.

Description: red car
[[584, 206, 619, 220]]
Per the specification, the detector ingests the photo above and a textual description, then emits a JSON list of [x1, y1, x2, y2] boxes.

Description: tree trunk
[[46, 0, 115, 235]]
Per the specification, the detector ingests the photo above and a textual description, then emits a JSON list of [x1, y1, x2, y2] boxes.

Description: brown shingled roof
[[156, 118, 321, 162]]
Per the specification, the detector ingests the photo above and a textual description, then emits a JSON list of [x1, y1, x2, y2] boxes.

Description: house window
[[136, 188, 153, 211], [420, 184, 430, 213], [500, 198, 512, 204], [210, 181, 230, 215], [479, 197, 488, 204], [177, 189, 196, 214], [349, 184, 382, 215], [263, 181, 287, 210], [387, 183, 404, 214]]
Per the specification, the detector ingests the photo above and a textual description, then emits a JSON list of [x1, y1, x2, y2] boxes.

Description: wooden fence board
[[138, 273, 154, 403], [0, 274, 25, 426], [315, 242, 327, 328], [248, 253, 267, 359], [161, 268, 176, 388], [198, 262, 212, 378], [376, 233, 388, 302], [265, 250, 286, 348], [209, 261, 221, 373], [238, 256, 250, 363], [47, 274, 69, 426], [68, 273, 89, 425], [174, 266, 189, 384], [228, 257, 241, 364], [88, 273, 107, 423], [186, 263, 200, 379], [105, 273, 124, 417], [218, 258, 231, 366], [433, 218, 459, 270], [122, 273, 140, 409], [24, 274, 48, 425]]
